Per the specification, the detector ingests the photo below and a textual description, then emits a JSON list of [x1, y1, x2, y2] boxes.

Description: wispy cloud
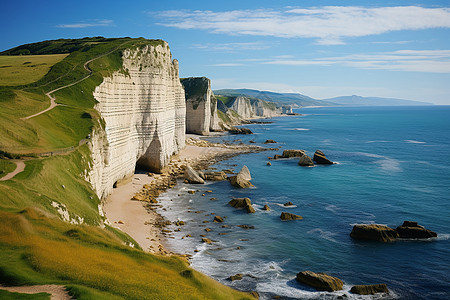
[[154, 6, 450, 45], [192, 42, 270, 52], [57, 19, 114, 28], [209, 63, 244, 67], [263, 50, 450, 73]]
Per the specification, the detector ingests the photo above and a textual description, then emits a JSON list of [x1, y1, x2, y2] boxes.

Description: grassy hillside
[[0, 54, 68, 86], [0, 37, 253, 299]]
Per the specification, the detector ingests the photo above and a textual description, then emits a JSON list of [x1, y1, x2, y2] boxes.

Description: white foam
[[366, 140, 392, 143], [404, 139, 426, 144], [307, 228, 339, 243], [294, 128, 310, 131]]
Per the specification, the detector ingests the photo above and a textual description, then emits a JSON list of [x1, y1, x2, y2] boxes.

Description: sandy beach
[[103, 135, 266, 255]]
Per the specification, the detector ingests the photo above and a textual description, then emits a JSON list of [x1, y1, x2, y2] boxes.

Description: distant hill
[[321, 95, 433, 106], [214, 89, 433, 107], [214, 89, 336, 107]]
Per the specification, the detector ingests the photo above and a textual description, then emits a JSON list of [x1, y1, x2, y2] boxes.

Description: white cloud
[[263, 50, 450, 73], [154, 6, 450, 45], [57, 19, 114, 28], [209, 63, 244, 67]]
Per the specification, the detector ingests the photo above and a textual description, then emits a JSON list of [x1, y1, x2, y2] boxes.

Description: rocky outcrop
[[299, 155, 314, 166], [296, 271, 343, 292], [89, 41, 185, 199], [350, 284, 389, 295], [229, 96, 254, 119], [272, 150, 305, 160], [350, 224, 399, 242], [282, 105, 293, 114], [313, 150, 334, 164], [396, 221, 437, 239], [181, 77, 221, 135], [229, 165, 253, 188], [229, 274, 243, 281], [184, 165, 205, 184], [229, 198, 256, 213], [250, 98, 279, 117], [280, 212, 303, 221], [229, 127, 253, 135], [204, 171, 227, 181]]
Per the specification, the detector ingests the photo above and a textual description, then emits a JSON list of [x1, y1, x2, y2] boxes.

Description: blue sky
[[2, 0, 450, 104]]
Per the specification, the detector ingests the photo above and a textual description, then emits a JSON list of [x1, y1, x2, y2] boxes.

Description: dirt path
[[22, 42, 130, 120], [0, 160, 25, 181], [0, 284, 71, 300]]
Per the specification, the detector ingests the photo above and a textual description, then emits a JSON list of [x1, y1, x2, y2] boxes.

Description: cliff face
[[229, 96, 254, 119], [181, 77, 221, 135], [250, 99, 280, 117], [89, 42, 185, 199], [224, 96, 280, 121]]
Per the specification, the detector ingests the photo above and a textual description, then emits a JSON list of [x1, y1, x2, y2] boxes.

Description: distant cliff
[[216, 95, 281, 125], [181, 77, 221, 135], [89, 42, 185, 199]]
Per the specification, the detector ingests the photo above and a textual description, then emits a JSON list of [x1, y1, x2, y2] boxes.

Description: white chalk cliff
[[225, 96, 280, 120], [88, 42, 185, 199], [181, 77, 221, 135]]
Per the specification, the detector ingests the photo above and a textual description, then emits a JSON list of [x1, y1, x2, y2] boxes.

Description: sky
[[2, 0, 450, 104]]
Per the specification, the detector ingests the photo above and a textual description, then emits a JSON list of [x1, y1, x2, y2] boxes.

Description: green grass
[[0, 160, 16, 177], [215, 95, 234, 106], [0, 289, 50, 300], [0, 54, 68, 86]]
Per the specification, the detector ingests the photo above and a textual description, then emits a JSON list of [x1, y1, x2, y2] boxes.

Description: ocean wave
[[366, 140, 392, 143], [348, 152, 402, 172], [294, 128, 310, 131], [274, 203, 297, 208], [307, 228, 339, 243], [404, 140, 426, 144]]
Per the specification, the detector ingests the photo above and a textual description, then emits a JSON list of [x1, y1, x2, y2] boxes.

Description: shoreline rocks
[[280, 212, 303, 221], [350, 224, 399, 242], [184, 165, 205, 184], [229, 165, 253, 188], [228, 198, 256, 214], [298, 155, 314, 167], [296, 271, 343, 292], [350, 221, 437, 242], [313, 150, 334, 164], [350, 284, 389, 295]]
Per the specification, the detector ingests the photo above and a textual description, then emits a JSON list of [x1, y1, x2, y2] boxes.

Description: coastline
[[103, 134, 272, 255]]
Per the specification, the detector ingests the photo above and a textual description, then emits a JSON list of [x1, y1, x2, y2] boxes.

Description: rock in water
[[396, 221, 437, 239], [350, 224, 399, 242], [296, 271, 343, 292], [264, 139, 277, 144], [350, 284, 389, 295], [229, 165, 253, 188], [230, 127, 253, 134], [184, 165, 205, 184], [204, 171, 227, 181], [313, 150, 334, 164], [263, 204, 270, 211], [282, 150, 305, 158], [280, 212, 303, 221], [228, 198, 256, 213], [298, 155, 314, 166], [213, 216, 224, 223], [283, 201, 294, 206], [229, 273, 243, 281]]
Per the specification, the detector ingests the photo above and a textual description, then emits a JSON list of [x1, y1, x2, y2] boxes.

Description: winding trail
[[0, 284, 71, 300], [22, 42, 129, 120], [0, 160, 25, 181]]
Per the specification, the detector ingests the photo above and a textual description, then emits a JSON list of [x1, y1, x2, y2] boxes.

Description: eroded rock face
[[181, 77, 220, 135], [229, 165, 253, 188], [89, 41, 185, 199], [350, 284, 389, 295], [184, 165, 205, 184], [296, 271, 343, 292], [350, 224, 399, 242], [396, 221, 437, 239]]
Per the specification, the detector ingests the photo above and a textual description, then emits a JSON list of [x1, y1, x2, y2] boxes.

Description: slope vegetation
[[0, 37, 252, 299]]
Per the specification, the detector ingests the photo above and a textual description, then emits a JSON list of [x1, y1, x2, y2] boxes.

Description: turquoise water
[[157, 106, 450, 299]]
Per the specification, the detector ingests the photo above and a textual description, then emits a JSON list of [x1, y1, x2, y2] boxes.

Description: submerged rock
[[229, 165, 253, 188], [283, 201, 294, 206], [313, 150, 334, 164], [264, 139, 277, 144], [396, 221, 437, 239], [228, 197, 256, 213], [230, 127, 253, 134], [280, 212, 303, 221], [296, 271, 343, 292], [213, 216, 224, 223], [263, 204, 270, 211], [298, 155, 314, 166], [350, 284, 389, 295], [184, 165, 205, 184], [350, 224, 399, 242]]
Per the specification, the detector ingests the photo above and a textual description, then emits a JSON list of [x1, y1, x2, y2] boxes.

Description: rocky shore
[[103, 136, 270, 256]]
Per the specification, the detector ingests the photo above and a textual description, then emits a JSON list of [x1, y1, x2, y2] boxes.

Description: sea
[[156, 106, 450, 300]]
